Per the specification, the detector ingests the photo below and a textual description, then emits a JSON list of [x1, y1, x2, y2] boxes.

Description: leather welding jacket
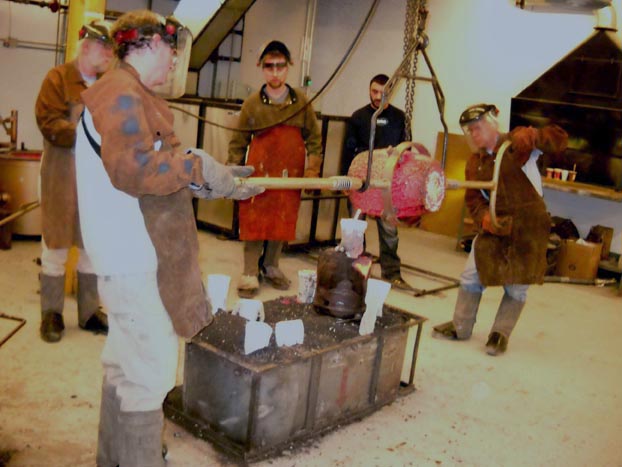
[[465, 128, 565, 286], [35, 60, 88, 249], [79, 62, 211, 338]]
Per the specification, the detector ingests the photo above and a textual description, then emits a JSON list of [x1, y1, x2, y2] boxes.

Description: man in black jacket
[[341, 74, 413, 290]]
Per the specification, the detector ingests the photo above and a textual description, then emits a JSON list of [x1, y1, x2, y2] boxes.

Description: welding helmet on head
[[256, 40, 292, 66], [112, 12, 192, 98], [460, 103, 499, 152], [79, 20, 112, 45]]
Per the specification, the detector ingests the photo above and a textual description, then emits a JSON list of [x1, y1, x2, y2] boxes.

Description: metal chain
[[402, 0, 427, 139]]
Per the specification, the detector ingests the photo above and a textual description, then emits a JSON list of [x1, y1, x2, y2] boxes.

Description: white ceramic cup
[[206, 274, 230, 313], [233, 298, 265, 322], [297, 269, 317, 303]]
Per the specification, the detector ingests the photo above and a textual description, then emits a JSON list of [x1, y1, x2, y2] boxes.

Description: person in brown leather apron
[[433, 104, 567, 356], [35, 21, 113, 343], [228, 40, 323, 298]]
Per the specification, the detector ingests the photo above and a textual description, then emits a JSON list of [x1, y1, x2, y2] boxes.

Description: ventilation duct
[[515, 0, 612, 13]]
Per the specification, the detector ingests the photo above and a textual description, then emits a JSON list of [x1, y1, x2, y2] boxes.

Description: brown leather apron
[[238, 125, 306, 241]]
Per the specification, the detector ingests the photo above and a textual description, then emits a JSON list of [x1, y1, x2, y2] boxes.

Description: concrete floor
[[0, 226, 621, 467]]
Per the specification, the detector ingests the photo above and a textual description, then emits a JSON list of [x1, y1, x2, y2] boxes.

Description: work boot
[[485, 331, 509, 356], [118, 409, 165, 467], [237, 274, 259, 298], [382, 274, 415, 292], [96, 382, 120, 467], [77, 272, 108, 335], [485, 293, 526, 356], [262, 265, 291, 290], [452, 287, 482, 340], [40, 274, 66, 343], [432, 321, 458, 340]]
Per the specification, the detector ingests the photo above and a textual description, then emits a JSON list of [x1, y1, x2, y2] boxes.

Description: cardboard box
[[556, 239, 602, 280]]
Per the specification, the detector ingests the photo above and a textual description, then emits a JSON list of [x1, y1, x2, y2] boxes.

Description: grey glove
[[187, 148, 265, 200]]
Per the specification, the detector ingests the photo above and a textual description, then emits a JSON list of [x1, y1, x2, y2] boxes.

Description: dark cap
[[459, 103, 498, 126], [257, 40, 292, 65], [79, 21, 112, 45]]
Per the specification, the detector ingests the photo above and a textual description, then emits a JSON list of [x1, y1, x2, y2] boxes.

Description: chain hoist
[[402, 0, 428, 139]]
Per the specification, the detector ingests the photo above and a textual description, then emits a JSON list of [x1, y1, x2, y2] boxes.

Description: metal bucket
[[0, 152, 41, 235]]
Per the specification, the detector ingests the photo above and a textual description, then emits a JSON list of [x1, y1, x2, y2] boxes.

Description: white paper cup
[[340, 218, 367, 258], [365, 278, 392, 317], [233, 298, 265, 322], [206, 274, 230, 313], [275, 319, 304, 346], [244, 321, 273, 354], [561, 169, 569, 181], [297, 269, 317, 303]]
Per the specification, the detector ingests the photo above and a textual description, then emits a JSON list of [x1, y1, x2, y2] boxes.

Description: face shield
[[152, 17, 193, 99], [459, 104, 499, 153]]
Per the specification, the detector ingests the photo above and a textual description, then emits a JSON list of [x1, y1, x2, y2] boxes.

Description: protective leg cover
[[96, 382, 119, 467], [118, 409, 165, 467], [452, 287, 482, 340], [40, 274, 66, 342], [40, 273, 65, 318], [489, 292, 526, 340], [77, 272, 100, 326]]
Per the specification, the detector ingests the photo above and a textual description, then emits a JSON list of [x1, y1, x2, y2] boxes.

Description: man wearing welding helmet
[[35, 20, 114, 343], [434, 104, 567, 356], [73, 10, 261, 466], [228, 40, 322, 298]]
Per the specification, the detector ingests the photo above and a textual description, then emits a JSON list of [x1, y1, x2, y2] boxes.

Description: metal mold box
[[165, 297, 426, 461]]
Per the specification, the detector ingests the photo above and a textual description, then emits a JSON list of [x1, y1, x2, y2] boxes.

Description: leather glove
[[482, 211, 512, 236], [510, 126, 538, 155], [304, 155, 323, 178], [303, 155, 323, 195], [187, 148, 265, 200]]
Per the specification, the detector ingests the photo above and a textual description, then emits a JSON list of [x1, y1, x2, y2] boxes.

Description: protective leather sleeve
[[82, 70, 205, 198], [536, 124, 568, 155], [35, 67, 78, 148]]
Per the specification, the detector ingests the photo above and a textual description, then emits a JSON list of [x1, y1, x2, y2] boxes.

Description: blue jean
[[460, 236, 528, 302]]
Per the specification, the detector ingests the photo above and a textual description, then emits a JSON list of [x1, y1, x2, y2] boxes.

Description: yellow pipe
[[65, 0, 106, 63]]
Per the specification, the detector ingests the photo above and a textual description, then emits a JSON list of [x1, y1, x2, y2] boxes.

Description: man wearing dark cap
[[433, 103, 567, 356], [35, 20, 114, 343], [341, 73, 413, 291], [228, 40, 323, 298]]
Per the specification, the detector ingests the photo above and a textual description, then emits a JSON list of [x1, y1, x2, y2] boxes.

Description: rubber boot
[[96, 382, 119, 467], [486, 293, 526, 356], [77, 272, 108, 334], [452, 287, 482, 340], [40, 273, 65, 343], [117, 409, 165, 467]]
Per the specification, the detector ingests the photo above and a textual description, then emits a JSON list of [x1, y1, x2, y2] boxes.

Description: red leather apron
[[238, 125, 306, 241]]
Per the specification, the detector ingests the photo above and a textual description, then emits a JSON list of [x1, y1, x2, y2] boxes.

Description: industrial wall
[[1, 0, 621, 252]]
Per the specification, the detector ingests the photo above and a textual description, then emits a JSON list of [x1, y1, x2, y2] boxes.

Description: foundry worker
[[433, 104, 567, 356], [341, 73, 413, 291], [73, 10, 261, 467], [35, 20, 113, 343], [228, 40, 323, 298]]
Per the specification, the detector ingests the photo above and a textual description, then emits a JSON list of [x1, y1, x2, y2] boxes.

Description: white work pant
[[99, 272, 178, 412], [41, 237, 95, 276]]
